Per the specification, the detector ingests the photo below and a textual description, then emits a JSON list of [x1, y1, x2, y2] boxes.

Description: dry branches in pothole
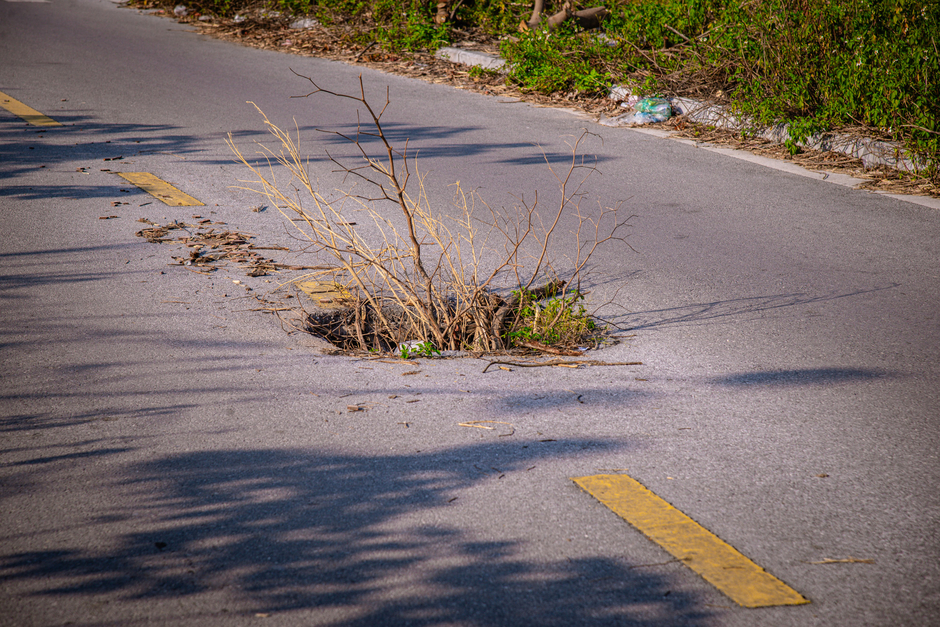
[[229, 75, 633, 355]]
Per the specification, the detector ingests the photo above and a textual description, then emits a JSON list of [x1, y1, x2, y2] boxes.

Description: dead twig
[[458, 420, 515, 436], [519, 340, 583, 356], [482, 359, 642, 373], [354, 41, 377, 62], [807, 558, 875, 565]]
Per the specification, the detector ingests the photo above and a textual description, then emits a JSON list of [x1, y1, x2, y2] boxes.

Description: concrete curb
[[435, 47, 506, 72], [660, 96, 922, 174], [604, 93, 926, 174], [433, 47, 928, 176]]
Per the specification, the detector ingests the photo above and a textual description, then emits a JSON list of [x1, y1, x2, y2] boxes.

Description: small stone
[[290, 18, 319, 29]]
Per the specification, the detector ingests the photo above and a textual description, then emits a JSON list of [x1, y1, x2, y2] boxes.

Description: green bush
[[502, 0, 938, 170], [502, 22, 614, 95], [692, 0, 938, 162], [374, 4, 452, 52]]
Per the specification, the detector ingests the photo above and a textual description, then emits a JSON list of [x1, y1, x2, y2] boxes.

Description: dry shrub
[[228, 74, 632, 353]]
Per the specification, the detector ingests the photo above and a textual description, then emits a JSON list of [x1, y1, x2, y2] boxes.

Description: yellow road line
[[571, 474, 809, 608], [116, 172, 204, 207], [0, 91, 61, 127]]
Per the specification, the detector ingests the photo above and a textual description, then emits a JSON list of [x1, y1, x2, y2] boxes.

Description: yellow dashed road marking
[[116, 172, 204, 206], [572, 474, 809, 608], [0, 91, 61, 126]]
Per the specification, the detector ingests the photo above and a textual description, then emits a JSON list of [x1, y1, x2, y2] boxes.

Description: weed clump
[[229, 76, 631, 355], [508, 287, 598, 348]]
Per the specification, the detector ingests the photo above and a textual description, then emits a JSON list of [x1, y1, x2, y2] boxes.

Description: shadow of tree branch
[[1, 445, 715, 625]]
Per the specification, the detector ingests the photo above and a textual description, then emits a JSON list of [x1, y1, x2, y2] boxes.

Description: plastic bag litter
[[626, 97, 672, 124], [635, 97, 671, 115], [608, 85, 631, 101]]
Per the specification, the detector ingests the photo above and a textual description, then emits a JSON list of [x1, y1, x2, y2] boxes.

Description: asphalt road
[[1, 1, 938, 625]]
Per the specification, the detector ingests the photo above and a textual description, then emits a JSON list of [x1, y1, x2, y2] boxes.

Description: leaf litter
[[135, 217, 317, 276]]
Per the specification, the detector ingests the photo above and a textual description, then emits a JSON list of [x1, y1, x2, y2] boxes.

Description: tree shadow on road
[[310, 121, 617, 168], [0, 445, 716, 625], [614, 285, 900, 332], [0, 117, 218, 177], [708, 367, 895, 387]]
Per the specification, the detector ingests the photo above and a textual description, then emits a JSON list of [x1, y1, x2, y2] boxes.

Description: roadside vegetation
[[139, 0, 938, 177]]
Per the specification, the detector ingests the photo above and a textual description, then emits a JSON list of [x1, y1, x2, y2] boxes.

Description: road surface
[[1, 1, 938, 625]]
